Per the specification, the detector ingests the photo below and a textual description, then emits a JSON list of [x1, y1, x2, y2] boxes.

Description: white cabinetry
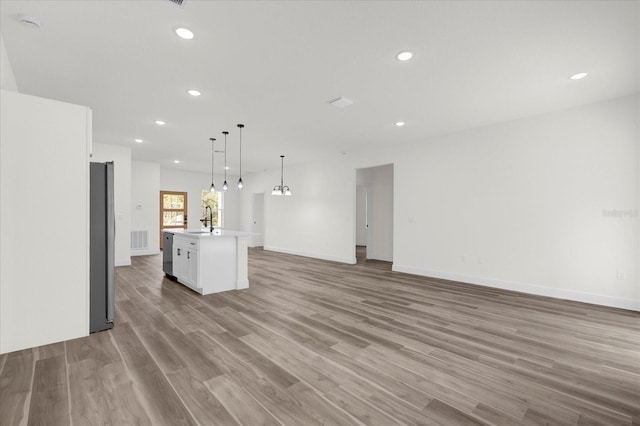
[[173, 236, 199, 290]]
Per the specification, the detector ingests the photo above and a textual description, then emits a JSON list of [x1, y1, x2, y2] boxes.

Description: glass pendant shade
[[223, 180, 228, 191], [237, 177, 243, 189], [210, 182, 215, 192]]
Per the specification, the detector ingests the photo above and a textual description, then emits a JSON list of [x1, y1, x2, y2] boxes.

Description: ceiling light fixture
[[237, 124, 244, 189], [395, 121, 406, 127], [155, 120, 166, 126], [396, 51, 414, 61], [272, 155, 292, 196], [174, 160, 181, 164], [222, 131, 229, 191], [134, 138, 143, 143], [187, 89, 201, 97], [175, 27, 194, 40], [569, 72, 588, 80], [209, 138, 216, 192]]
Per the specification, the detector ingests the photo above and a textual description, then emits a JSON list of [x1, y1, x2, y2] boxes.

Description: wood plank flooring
[[1, 248, 639, 425]]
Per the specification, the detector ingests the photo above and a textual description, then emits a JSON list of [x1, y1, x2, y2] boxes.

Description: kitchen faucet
[[203, 205, 214, 232]]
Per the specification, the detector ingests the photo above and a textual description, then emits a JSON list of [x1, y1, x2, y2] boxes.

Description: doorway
[[355, 164, 393, 262], [356, 185, 368, 261], [160, 191, 188, 249], [251, 192, 264, 247]]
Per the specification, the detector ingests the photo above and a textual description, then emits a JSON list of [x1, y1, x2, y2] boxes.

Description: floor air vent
[[131, 231, 148, 250], [168, 0, 187, 6]]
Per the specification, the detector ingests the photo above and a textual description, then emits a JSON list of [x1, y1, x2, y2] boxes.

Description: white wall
[[239, 161, 358, 264], [132, 161, 160, 255], [0, 34, 18, 91], [357, 164, 394, 262], [160, 168, 240, 232], [238, 95, 639, 310], [1, 90, 90, 353], [91, 143, 132, 266], [393, 94, 639, 310]]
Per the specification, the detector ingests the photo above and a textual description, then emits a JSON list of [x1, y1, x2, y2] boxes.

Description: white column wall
[[1, 90, 90, 353]]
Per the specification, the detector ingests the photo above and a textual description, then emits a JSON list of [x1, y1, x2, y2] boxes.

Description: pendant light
[[237, 124, 244, 189], [222, 131, 229, 191], [272, 155, 292, 196], [209, 137, 216, 192]]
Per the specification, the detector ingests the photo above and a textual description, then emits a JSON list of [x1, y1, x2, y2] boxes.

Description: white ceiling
[[1, 1, 638, 174]]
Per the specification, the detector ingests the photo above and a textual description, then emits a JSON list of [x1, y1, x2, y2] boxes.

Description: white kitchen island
[[163, 229, 252, 295]]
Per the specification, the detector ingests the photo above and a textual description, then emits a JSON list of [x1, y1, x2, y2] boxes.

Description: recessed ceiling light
[[187, 89, 201, 97], [396, 51, 414, 61], [395, 121, 406, 127], [224, 166, 230, 170], [134, 138, 143, 143], [569, 72, 588, 80], [155, 120, 166, 126], [175, 27, 194, 40], [174, 160, 181, 164]]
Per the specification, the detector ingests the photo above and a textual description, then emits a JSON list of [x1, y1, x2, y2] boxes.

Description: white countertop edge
[[163, 228, 256, 238]]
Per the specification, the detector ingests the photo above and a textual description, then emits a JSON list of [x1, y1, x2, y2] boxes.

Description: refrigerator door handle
[[105, 162, 115, 323]]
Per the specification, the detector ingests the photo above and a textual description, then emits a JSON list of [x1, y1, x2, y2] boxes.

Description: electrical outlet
[[617, 271, 626, 280]]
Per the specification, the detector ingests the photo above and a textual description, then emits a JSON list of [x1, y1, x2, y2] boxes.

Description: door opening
[[355, 164, 393, 262], [160, 191, 188, 249]]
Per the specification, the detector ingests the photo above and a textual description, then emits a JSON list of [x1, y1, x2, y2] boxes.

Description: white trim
[[115, 258, 132, 267], [130, 249, 160, 257], [264, 246, 356, 265], [392, 264, 639, 312]]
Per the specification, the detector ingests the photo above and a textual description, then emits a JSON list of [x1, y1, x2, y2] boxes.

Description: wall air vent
[[168, 0, 187, 7]]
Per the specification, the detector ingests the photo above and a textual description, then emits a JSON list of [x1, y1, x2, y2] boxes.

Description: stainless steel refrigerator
[[90, 161, 115, 333]]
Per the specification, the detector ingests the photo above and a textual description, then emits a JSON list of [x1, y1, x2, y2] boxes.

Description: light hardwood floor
[[1, 248, 639, 425]]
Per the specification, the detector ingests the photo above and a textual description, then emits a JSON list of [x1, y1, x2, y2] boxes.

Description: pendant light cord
[[209, 137, 216, 190], [237, 124, 244, 189]]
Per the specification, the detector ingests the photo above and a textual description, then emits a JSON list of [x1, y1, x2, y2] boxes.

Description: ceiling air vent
[[168, 0, 187, 7]]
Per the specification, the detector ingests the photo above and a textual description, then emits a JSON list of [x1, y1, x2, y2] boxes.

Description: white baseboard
[[264, 246, 356, 265], [392, 264, 639, 312], [131, 249, 160, 257], [115, 258, 131, 267]]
